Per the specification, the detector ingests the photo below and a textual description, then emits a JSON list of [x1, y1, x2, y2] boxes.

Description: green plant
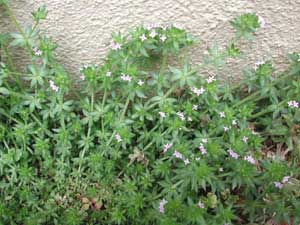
[[0, 2, 300, 225]]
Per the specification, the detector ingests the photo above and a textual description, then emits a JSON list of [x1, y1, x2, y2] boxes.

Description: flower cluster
[[287, 100, 299, 108], [274, 176, 291, 189], [49, 80, 59, 92], [191, 86, 205, 96]]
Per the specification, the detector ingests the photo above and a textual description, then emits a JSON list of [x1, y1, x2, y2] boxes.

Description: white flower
[[199, 144, 207, 155], [195, 157, 201, 161], [80, 75, 85, 81], [274, 181, 283, 189], [115, 133, 122, 142], [159, 199, 168, 213], [120, 73, 132, 82], [173, 151, 183, 159], [110, 41, 122, 50], [163, 143, 172, 153], [206, 76, 216, 84], [232, 120, 237, 125], [160, 35, 167, 42], [138, 80, 144, 86], [223, 126, 230, 132], [192, 105, 198, 111], [106, 71, 111, 77], [188, 117, 192, 122], [242, 136, 248, 143], [282, 176, 290, 183], [184, 158, 190, 165], [227, 149, 239, 159], [202, 138, 208, 144], [219, 111, 225, 118], [149, 30, 157, 38], [159, 111, 166, 118], [33, 47, 43, 56], [254, 60, 265, 70], [244, 155, 256, 164], [176, 112, 185, 121], [140, 34, 147, 42], [219, 167, 224, 172], [197, 201, 205, 209], [191, 87, 205, 96], [49, 80, 59, 92], [258, 16, 265, 28], [287, 100, 299, 108]]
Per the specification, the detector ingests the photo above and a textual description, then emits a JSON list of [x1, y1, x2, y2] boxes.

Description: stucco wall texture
[[1, 0, 300, 82]]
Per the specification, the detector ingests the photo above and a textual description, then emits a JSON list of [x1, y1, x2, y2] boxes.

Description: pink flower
[[197, 201, 205, 209], [49, 80, 59, 92], [191, 87, 205, 96], [160, 35, 167, 42], [192, 105, 198, 111], [163, 143, 172, 153], [219, 112, 225, 118], [199, 144, 207, 155], [173, 151, 183, 159], [115, 133, 122, 142], [242, 136, 248, 143], [138, 80, 144, 86], [227, 149, 239, 159], [159, 199, 168, 213], [282, 176, 290, 183], [159, 112, 166, 118], [274, 181, 283, 189], [244, 155, 256, 164], [176, 112, 185, 121], [110, 41, 122, 50], [206, 76, 216, 84], [120, 73, 132, 82], [140, 34, 147, 42]]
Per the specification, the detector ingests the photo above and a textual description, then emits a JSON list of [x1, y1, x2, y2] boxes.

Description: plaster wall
[[1, 0, 300, 81]]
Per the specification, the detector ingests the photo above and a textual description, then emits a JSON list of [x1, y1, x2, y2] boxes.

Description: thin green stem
[[232, 73, 293, 109], [107, 96, 131, 146], [250, 100, 287, 120], [101, 88, 107, 135], [77, 92, 94, 182]]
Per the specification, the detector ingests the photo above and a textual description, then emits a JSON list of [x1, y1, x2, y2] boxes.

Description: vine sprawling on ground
[[0, 1, 300, 225]]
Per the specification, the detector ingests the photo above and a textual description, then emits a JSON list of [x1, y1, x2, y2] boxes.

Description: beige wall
[[1, 0, 300, 82]]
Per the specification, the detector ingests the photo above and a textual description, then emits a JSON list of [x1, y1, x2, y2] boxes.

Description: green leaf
[[230, 13, 260, 40], [32, 5, 48, 22], [9, 32, 26, 47], [0, 87, 10, 95]]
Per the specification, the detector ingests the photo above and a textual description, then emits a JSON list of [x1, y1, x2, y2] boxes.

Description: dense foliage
[[1, 2, 300, 225]]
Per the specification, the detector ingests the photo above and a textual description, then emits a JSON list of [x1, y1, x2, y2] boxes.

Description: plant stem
[[106, 96, 131, 146], [249, 100, 287, 120], [77, 92, 94, 181], [232, 73, 293, 108], [101, 88, 107, 136]]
